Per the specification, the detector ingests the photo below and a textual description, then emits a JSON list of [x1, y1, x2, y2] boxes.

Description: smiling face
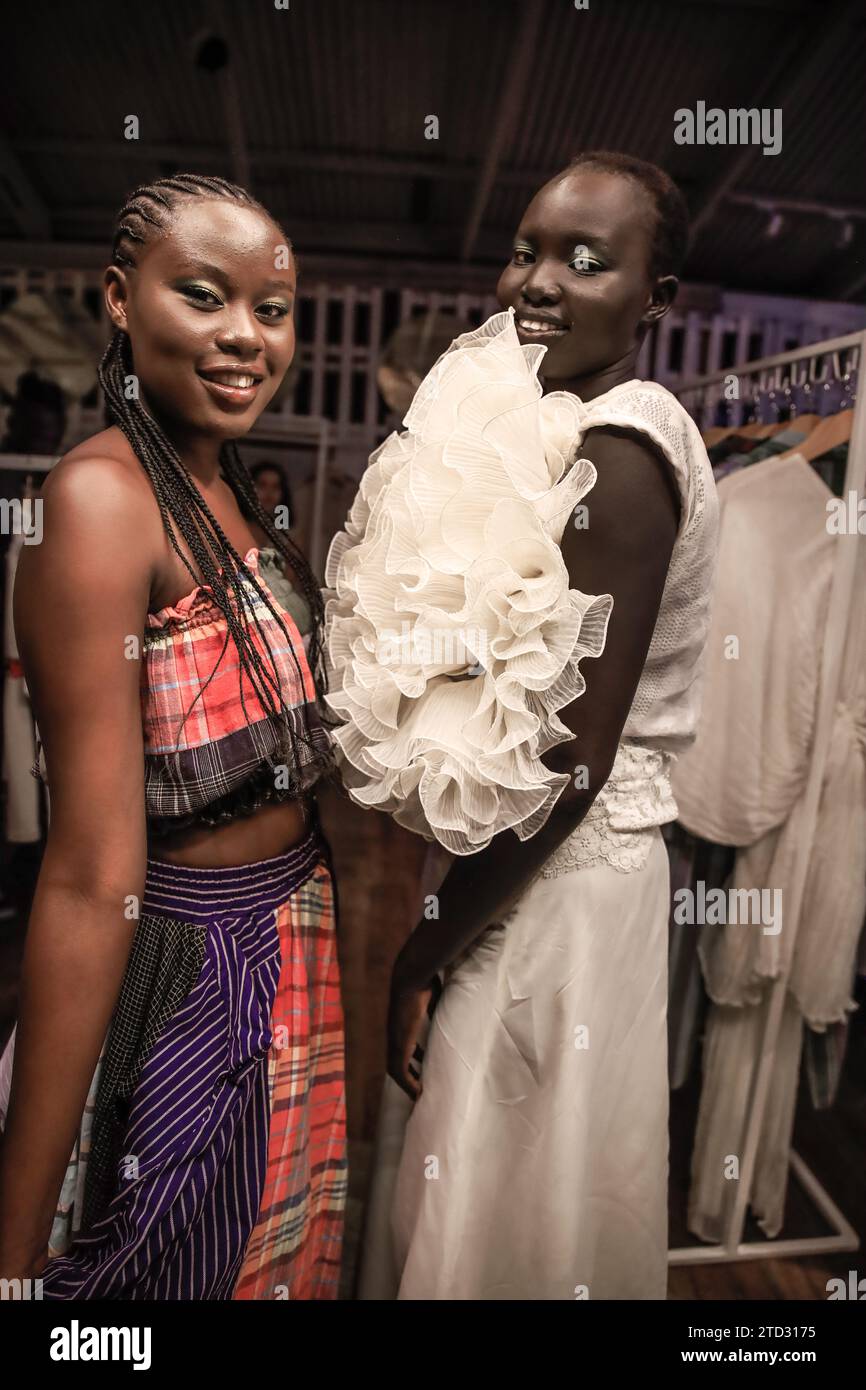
[[496, 167, 677, 391], [104, 198, 296, 444]]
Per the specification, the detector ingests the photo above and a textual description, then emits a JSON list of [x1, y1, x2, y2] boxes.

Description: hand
[[386, 971, 442, 1102]]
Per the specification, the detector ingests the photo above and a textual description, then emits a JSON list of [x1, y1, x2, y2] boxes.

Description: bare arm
[[388, 426, 680, 1091], [0, 457, 152, 1273]]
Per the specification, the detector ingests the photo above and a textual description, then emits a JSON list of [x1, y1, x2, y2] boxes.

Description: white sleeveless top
[[323, 309, 719, 863], [572, 376, 720, 751]]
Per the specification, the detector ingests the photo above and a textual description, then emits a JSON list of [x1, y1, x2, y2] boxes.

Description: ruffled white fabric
[[323, 309, 613, 855]]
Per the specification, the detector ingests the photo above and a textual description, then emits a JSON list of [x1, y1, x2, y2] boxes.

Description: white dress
[[322, 310, 719, 1299]]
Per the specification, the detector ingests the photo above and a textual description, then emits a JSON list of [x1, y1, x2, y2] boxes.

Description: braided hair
[[101, 172, 338, 791]]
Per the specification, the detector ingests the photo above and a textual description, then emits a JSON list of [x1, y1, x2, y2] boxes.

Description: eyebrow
[[515, 231, 615, 257], [173, 261, 295, 294]]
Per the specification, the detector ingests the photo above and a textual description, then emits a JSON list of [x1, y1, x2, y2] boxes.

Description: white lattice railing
[[2, 266, 865, 459]]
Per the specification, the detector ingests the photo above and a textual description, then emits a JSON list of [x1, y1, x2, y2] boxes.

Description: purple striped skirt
[[40, 824, 347, 1299]]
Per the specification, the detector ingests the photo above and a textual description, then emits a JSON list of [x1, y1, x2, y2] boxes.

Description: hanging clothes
[[671, 450, 866, 1240], [665, 823, 734, 1091]]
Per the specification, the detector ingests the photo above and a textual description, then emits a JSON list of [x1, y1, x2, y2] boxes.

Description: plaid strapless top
[[31, 547, 337, 835]]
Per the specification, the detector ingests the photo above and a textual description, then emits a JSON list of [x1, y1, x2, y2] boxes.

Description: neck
[[167, 427, 224, 486], [542, 346, 641, 403], [139, 392, 224, 485]]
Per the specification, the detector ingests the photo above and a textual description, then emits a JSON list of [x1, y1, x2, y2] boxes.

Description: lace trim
[[540, 814, 658, 877], [541, 741, 678, 877]]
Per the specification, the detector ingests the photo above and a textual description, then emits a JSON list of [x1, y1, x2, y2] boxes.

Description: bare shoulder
[[45, 426, 155, 507], [22, 427, 163, 592], [557, 424, 679, 609], [578, 424, 681, 524]]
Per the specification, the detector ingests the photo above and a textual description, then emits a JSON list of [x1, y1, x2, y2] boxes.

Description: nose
[[214, 307, 265, 359], [520, 260, 563, 306]]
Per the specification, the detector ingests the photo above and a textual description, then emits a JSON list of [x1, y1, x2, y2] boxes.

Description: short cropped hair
[[561, 150, 690, 280]]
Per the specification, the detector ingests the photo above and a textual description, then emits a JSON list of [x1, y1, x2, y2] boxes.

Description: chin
[[206, 402, 264, 436], [536, 346, 578, 381], [215, 418, 260, 444]]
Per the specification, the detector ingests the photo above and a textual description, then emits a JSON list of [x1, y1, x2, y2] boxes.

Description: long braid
[[218, 438, 333, 733], [102, 173, 339, 795]]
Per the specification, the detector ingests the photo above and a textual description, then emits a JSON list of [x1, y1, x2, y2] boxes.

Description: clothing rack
[[669, 330, 866, 1267]]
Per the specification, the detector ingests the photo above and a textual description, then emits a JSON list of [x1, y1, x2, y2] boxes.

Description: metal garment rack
[[668, 330, 866, 1267]]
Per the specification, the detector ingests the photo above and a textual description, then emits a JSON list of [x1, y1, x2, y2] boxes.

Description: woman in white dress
[[324, 151, 720, 1299]]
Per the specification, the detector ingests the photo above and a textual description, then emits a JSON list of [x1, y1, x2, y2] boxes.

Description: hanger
[[776, 409, 853, 463], [751, 420, 791, 439], [703, 413, 764, 446], [780, 412, 821, 436], [702, 425, 733, 446]]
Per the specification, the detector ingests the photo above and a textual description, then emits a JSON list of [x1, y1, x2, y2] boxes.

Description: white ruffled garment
[[323, 308, 614, 854], [346, 313, 721, 1299]]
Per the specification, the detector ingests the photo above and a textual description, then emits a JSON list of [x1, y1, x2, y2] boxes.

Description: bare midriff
[[147, 794, 313, 868]]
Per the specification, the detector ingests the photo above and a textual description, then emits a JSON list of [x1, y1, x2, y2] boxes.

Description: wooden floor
[[2, 799, 863, 1301]]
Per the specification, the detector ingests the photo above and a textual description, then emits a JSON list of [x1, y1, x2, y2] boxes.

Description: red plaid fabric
[[232, 857, 347, 1299], [142, 548, 335, 821]]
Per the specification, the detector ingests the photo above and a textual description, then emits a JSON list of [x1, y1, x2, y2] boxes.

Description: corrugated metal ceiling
[[1, 0, 864, 299]]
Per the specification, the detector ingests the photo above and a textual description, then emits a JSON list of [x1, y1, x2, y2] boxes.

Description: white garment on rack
[[672, 452, 866, 1240], [687, 990, 804, 1241], [3, 530, 41, 842], [673, 453, 832, 847]]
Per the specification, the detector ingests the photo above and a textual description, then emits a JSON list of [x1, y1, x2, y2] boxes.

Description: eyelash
[[510, 248, 604, 275], [181, 285, 291, 320]]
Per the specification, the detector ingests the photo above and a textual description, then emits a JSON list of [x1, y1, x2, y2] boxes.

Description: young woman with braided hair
[[0, 174, 347, 1298]]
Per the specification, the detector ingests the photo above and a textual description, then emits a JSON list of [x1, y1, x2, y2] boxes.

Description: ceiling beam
[[690, 0, 860, 239], [0, 134, 52, 239], [730, 189, 866, 221], [459, 0, 545, 262], [11, 136, 558, 190]]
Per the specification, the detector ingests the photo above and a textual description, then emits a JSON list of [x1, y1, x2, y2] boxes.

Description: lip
[[196, 366, 265, 407], [514, 311, 570, 342]]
